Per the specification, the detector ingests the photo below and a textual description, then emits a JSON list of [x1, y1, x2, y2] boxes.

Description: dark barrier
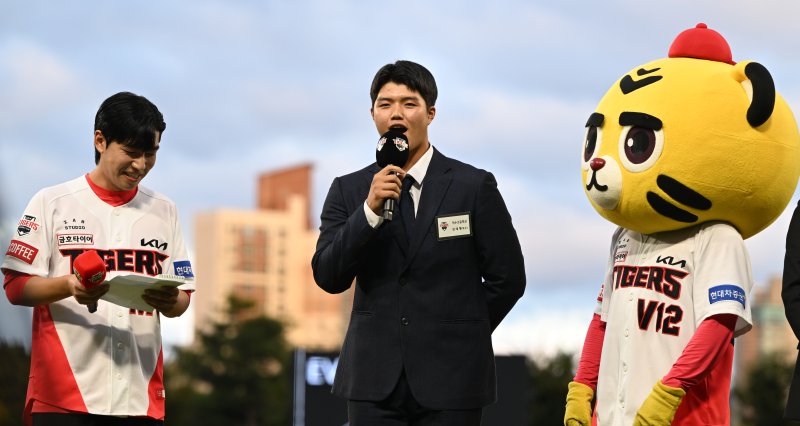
[[293, 350, 528, 426]]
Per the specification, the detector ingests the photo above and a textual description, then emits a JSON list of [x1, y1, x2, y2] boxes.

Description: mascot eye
[[624, 128, 655, 163], [582, 126, 602, 167], [618, 125, 664, 172]]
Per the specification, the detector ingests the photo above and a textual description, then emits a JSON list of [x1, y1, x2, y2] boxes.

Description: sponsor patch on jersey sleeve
[[6, 239, 39, 264], [708, 284, 746, 307], [173, 260, 194, 279], [17, 215, 40, 236]]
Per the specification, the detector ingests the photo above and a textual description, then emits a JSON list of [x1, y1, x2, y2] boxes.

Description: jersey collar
[[85, 174, 138, 207]]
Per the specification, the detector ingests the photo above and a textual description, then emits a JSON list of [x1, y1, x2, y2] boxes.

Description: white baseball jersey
[[2, 176, 195, 419], [594, 221, 752, 426]]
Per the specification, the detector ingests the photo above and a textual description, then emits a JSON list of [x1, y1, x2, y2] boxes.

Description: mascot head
[[582, 23, 800, 239]]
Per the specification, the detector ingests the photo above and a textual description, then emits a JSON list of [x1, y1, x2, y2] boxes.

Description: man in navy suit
[[312, 60, 526, 426], [784, 203, 800, 420]]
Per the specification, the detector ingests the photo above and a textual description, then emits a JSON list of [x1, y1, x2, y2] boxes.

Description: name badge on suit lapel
[[436, 212, 472, 240]]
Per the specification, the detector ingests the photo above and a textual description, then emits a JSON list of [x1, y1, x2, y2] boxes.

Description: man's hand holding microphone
[[71, 250, 109, 313], [368, 129, 410, 220]]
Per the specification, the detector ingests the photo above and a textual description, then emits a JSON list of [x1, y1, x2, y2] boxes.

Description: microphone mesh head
[[73, 250, 107, 288], [376, 130, 410, 167]]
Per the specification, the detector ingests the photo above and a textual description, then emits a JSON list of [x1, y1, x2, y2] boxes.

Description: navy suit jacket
[[783, 202, 800, 419], [312, 148, 526, 409]]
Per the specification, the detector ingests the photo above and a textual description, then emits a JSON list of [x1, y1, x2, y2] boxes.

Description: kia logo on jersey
[[656, 255, 687, 269], [141, 238, 168, 250]]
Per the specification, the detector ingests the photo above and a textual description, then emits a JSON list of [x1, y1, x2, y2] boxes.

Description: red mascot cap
[[668, 23, 735, 65]]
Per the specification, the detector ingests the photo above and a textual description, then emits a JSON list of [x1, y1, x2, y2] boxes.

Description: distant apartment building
[[735, 276, 796, 381], [193, 164, 351, 350]]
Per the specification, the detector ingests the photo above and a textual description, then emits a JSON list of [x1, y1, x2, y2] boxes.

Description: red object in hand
[[73, 250, 107, 312]]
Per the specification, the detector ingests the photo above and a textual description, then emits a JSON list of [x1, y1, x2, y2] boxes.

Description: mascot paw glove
[[564, 381, 594, 426], [633, 380, 686, 426]]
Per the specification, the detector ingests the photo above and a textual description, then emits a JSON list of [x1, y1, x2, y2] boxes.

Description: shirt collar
[[406, 144, 433, 187]]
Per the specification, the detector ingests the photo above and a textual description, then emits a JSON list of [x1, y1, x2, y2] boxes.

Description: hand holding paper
[[101, 274, 186, 312], [142, 285, 182, 313]]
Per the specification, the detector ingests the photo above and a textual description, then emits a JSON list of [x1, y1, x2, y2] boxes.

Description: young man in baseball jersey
[[564, 25, 800, 425], [2, 92, 195, 426]]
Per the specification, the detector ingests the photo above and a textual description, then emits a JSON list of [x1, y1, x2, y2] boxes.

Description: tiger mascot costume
[[564, 23, 800, 425]]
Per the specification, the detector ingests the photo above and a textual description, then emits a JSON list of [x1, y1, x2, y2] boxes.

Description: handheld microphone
[[73, 250, 107, 313], [375, 129, 410, 221]]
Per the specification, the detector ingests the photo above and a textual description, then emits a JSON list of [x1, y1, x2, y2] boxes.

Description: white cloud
[[500, 176, 614, 287], [0, 140, 88, 219], [493, 306, 592, 358], [438, 90, 594, 145], [0, 38, 86, 129]]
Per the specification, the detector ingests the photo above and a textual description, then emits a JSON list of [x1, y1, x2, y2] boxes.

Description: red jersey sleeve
[[574, 313, 607, 391], [662, 313, 737, 389], [4, 270, 32, 305]]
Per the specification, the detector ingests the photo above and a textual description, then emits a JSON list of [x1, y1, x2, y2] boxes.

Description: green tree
[[528, 352, 575, 425], [0, 340, 29, 426], [733, 353, 800, 426], [165, 296, 291, 426]]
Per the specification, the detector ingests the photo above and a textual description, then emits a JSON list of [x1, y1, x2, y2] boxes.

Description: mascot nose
[[590, 158, 606, 171]]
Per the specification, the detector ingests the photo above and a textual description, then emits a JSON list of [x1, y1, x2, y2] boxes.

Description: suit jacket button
[[401, 317, 409, 326]]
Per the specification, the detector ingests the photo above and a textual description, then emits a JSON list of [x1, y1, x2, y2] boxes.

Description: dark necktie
[[401, 176, 416, 237]]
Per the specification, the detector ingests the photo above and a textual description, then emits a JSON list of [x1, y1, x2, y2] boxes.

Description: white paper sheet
[[101, 274, 186, 312]]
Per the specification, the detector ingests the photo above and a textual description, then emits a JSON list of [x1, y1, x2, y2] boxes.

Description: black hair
[[370, 60, 437, 108], [94, 92, 166, 164]]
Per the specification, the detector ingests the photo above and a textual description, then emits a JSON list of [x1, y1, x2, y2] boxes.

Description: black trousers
[[785, 351, 800, 420], [347, 371, 483, 426], [32, 413, 163, 426]]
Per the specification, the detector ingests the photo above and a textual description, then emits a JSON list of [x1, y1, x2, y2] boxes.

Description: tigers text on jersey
[[594, 222, 752, 426], [2, 176, 195, 419]]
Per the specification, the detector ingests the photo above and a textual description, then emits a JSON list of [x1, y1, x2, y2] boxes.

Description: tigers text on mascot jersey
[[564, 24, 800, 426]]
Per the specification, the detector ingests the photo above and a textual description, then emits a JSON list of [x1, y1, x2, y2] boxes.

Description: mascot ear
[[733, 61, 776, 127]]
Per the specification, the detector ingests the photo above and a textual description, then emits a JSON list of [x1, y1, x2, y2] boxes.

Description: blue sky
[[2, 1, 800, 355]]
